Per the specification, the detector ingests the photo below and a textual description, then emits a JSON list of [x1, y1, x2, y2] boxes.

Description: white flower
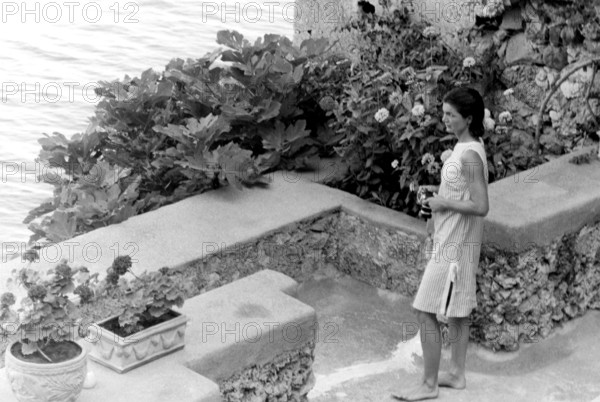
[[427, 162, 441, 175], [559, 81, 583, 99], [535, 69, 548, 88], [412, 103, 425, 118], [484, 108, 491, 119], [423, 26, 440, 38], [463, 57, 476, 68], [421, 153, 435, 166], [549, 110, 561, 121], [391, 159, 399, 169], [389, 90, 403, 106], [503, 88, 514, 97], [484, 117, 495, 131], [475, 0, 504, 17], [498, 111, 512, 124], [374, 107, 390, 123], [440, 149, 453, 163]]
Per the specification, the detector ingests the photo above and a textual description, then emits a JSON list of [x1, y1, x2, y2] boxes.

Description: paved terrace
[[0, 147, 599, 401]]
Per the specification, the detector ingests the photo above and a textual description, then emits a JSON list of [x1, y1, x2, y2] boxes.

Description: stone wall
[[474, 220, 600, 351], [186, 210, 426, 298], [293, 0, 476, 53], [220, 342, 315, 401]]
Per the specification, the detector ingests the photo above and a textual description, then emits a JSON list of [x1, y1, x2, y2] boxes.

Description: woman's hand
[[425, 194, 447, 212], [420, 185, 439, 193]]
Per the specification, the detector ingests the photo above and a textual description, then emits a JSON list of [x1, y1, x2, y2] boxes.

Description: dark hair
[[442, 87, 485, 138]]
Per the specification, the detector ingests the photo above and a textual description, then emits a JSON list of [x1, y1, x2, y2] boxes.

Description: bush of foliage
[[24, 32, 337, 244]]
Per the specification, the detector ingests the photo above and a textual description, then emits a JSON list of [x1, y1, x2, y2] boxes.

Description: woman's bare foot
[[391, 383, 439, 401], [437, 372, 466, 389]]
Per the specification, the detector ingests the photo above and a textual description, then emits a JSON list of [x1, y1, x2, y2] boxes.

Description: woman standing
[[393, 87, 489, 401]]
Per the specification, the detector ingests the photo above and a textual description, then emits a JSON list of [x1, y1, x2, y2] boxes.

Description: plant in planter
[[87, 255, 193, 373], [2, 260, 90, 402]]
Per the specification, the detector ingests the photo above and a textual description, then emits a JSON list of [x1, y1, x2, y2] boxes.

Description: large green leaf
[[216, 30, 248, 51], [46, 211, 77, 242]]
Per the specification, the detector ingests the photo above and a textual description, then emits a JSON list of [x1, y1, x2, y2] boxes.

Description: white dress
[[412, 139, 488, 317]]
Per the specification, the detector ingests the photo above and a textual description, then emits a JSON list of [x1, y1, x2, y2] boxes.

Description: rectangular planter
[[88, 310, 188, 373]]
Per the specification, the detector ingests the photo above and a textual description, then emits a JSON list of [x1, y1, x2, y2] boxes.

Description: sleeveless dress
[[412, 139, 488, 318]]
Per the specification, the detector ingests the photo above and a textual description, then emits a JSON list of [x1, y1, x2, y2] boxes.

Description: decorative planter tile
[[88, 310, 188, 373]]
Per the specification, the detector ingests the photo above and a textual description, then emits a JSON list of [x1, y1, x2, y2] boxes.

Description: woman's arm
[[427, 150, 489, 217]]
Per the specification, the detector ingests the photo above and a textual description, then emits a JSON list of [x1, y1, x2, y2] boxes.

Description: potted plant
[[87, 256, 192, 373], [2, 260, 90, 402]]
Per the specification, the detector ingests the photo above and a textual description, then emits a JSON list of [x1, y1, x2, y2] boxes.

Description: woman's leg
[[392, 310, 441, 401], [438, 316, 470, 389]]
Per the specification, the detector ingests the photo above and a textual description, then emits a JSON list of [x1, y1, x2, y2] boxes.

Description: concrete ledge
[[0, 159, 427, 293], [483, 146, 600, 251], [0, 270, 316, 401]]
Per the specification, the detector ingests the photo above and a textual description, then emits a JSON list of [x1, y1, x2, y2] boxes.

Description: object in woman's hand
[[417, 188, 434, 219], [420, 204, 432, 219]]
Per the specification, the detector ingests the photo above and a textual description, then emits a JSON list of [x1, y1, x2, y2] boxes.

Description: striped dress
[[412, 139, 488, 318]]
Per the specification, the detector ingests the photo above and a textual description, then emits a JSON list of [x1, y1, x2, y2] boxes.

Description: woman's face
[[442, 102, 471, 136]]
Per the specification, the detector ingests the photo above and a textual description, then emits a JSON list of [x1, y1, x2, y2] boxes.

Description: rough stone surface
[[220, 342, 315, 401], [473, 226, 600, 351], [333, 213, 426, 296], [186, 210, 425, 301], [505, 33, 536, 65], [499, 6, 523, 31], [500, 65, 545, 109]]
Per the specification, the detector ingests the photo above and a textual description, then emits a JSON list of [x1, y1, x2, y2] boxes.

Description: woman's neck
[[456, 131, 477, 143]]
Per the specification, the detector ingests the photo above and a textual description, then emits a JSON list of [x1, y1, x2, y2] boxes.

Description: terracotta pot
[[5, 341, 87, 402], [88, 310, 188, 373]]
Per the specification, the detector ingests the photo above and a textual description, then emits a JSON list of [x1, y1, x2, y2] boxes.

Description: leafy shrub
[[24, 32, 335, 245], [94, 256, 194, 336], [1, 261, 93, 362], [315, 6, 495, 214]]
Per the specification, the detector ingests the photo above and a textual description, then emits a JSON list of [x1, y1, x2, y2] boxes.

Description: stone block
[[500, 6, 523, 31], [483, 146, 600, 252], [505, 33, 536, 65]]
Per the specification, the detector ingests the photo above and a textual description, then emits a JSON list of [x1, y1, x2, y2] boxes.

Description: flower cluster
[[498, 111, 512, 125], [423, 26, 441, 38], [421, 152, 440, 174], [484, 108, 495, 131], [389, 90, 403, 106], [319, 95, 337, 111], [1, 292, 16, 308], [27, 284, 47, 301], [421, 153, 434, 166], [74, 284, 94, 304], [559, 81, 584, 99], [399, 66, 416, 85], [55, 262, 72, 279], [374, 107, 390, 123], [549, 110, 562, 125], [412, 103, 425, 118], [474, 0, 505, 18], [462, 57, 476, 68], [113, 255, 132, 276]]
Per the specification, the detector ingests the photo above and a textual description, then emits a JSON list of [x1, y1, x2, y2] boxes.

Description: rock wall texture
[[186, 208, 600, 351], [219, 342, 315, 401], [474, 219, 600, 351]]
